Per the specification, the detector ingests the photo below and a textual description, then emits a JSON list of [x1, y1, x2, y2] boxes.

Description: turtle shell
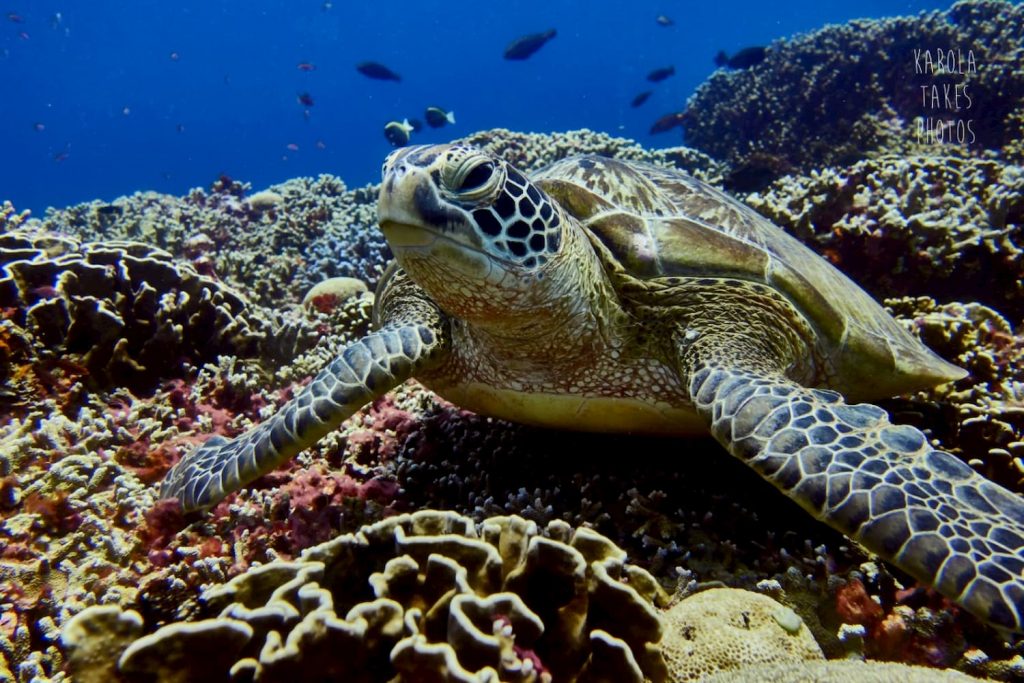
[[532, 156, 965, 401]]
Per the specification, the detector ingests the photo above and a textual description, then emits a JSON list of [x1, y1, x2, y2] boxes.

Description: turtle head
[[378, 144, 568, 327]]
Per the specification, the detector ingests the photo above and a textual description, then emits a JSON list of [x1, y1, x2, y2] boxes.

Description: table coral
[[682, 0, 1024, 190]]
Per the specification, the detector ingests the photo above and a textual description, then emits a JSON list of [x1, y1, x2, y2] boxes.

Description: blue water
[[3, 1, 951, 215]]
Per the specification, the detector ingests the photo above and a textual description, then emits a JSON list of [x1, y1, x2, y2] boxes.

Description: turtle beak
[[378, 145, 475, 248], [379, 147, 438, 247]]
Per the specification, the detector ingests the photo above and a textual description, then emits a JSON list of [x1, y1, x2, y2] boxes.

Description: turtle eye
[[445, 154, 502, 202], [457, 162, 494, 192]]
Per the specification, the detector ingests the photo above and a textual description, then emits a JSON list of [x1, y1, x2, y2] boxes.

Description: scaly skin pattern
[[161, 291, 449, 512], [688, 362, 1024, 634]]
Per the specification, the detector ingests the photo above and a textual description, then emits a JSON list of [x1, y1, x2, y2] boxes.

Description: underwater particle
[[169, 51, 179, 61], [121, 106, 130, 116], [6, 12, 24, 22], [656, 15, 674, 26], [424, 106, 455, 129], [285, 143, 299, 152], [297, 91, 314, 107], [356, 61, 401, 82], [296, 62, 316, 71], [503, 28, 557, 60], [714, 46, 768, 69], [315, 139, 326, 150], [631, 91, 653, 108], [384, 119, 414, 147], [32, 122, 44, 132], [647, 66, 676, 82], [649, 111, 687, 134]]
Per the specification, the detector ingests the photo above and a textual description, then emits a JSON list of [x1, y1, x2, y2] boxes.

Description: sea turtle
[[161, 144, 1024, 633]]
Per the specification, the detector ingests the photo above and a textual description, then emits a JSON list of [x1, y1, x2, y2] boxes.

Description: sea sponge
[[63, 510, 670, 682], [659, 587, 824, 681]]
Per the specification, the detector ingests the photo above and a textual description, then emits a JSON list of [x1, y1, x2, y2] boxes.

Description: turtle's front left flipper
[[160, 319, 448, 513], [687, 362, 1024, 634]]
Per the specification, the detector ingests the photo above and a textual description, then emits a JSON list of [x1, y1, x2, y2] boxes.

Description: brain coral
[[660, 587, 824, 682], [63, 510, 671, 682], [0, 230, 270, 394], [682, 0, 1024, 189], [702, 660, 984, 682]]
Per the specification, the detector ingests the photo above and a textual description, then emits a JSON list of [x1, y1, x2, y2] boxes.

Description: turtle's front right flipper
[[160, 322, 448, 513], [688, 362, 1024, 635]]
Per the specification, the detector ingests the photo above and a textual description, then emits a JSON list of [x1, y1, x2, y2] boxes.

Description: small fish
[[315, 139, 326, 150], [646, 66, 675, 82], [384, 119, 414, 147], [424, 106, 455, 128], [356, 61, 401, 82], [176, 123, 185, 133], [655, 15, 673, 27], [714, 46, 768, 69], [169, 51, 180, 61], [53, 143, 71, 163], [504, 29, 556, 61], [6, 12, 23, 23], [649, 111, 686, 134], [297, 62, 316, 72], [33, 122, 44, 132], [297, 92, 314, 107], [285, 143, 299, 152], [631, 91, 652, 108]]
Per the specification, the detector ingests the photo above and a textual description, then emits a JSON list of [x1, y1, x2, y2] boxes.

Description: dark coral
[[683, 0, 1024, 190]]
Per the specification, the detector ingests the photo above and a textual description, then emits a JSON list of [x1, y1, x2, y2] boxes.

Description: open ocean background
[[3, 0, 951, 214]]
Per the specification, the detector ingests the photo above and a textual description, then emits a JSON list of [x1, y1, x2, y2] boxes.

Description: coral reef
[[457, 128, 725, 184], [25, 176, 387, 310], [1, 118, 1022, 681], [743, 156, 1024, 319], [61, 511, 670, 682], [0, 230, 273, 396], [683, 0, 1024, 189]]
